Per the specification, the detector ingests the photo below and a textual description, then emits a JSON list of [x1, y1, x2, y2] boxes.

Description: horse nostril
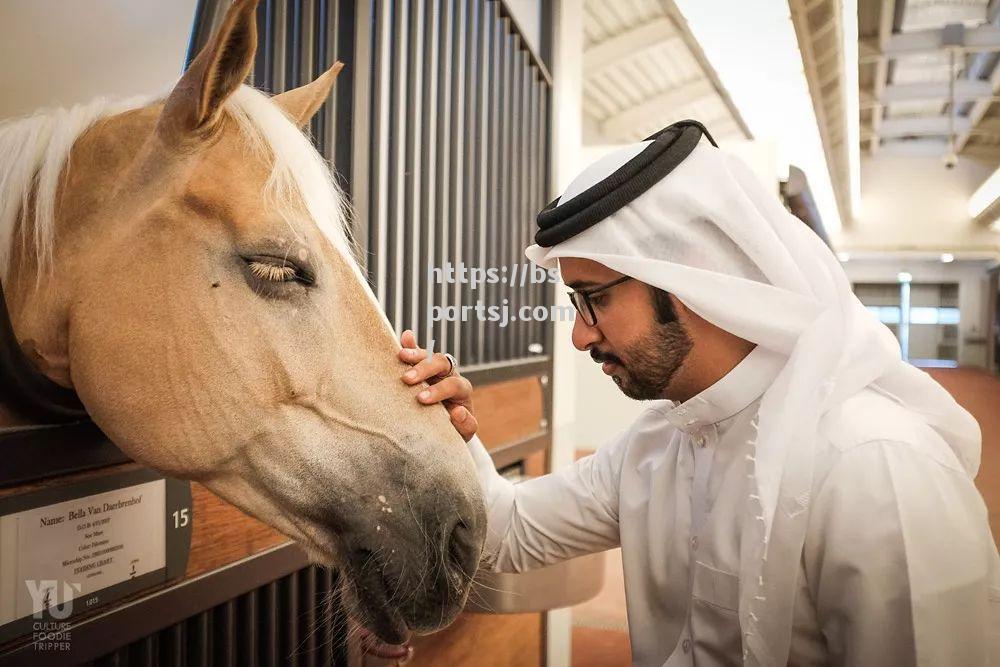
[[445, 519, 476, 575]]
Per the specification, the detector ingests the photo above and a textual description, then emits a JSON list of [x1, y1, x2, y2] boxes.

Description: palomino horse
[[0, 0, 485, 646]]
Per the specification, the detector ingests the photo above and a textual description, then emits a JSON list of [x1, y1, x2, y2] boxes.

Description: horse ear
[[273, 62, 345, 128], [157, 0, 258, 144]]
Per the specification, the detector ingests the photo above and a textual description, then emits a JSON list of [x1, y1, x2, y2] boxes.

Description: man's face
[[559, 257, 692, 400]]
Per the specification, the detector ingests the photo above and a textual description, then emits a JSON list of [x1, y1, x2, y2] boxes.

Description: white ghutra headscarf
[[525, 138, 982, 666]]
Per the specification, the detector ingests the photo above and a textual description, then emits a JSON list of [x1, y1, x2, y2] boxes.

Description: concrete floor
[[570, 366, 1000, 667]]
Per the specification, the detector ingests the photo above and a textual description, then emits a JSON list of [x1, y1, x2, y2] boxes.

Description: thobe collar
[[664, 346, 786, 433]]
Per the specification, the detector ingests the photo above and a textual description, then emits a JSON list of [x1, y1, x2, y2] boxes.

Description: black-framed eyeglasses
[[567, 276, 633, 327]]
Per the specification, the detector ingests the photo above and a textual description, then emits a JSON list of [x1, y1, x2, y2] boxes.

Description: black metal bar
[[539, 0, 554, 72], [311, 0, 328, 150], [385, 0, 406, 332], [404, 0, 423, 339], [272, 0, 287, 93], [447, 0, 467, 360], [349, 0, 372, 268], [495, 0, 552, 85], [163, 622, 184, 667], [213, 599, 235, 667], [368, 0, 391, 303], [418, 0, 439, 348], [186, 0, 230, 68], [300, 567, 317, 664], [516, 45, 528, 360], [241, 589, 259, 667], [434, 0, 454, 354], [262, 580, 279, 667], [186, 610, 210, 667], [499, 24, 514, 362], [474, 0, 490, 366], [300, 0, 316, 88], [461, 0, 481, 365], [286, 0, 302, 88], [282, 570, 299, 667], [528, 71, 540, 353], [332, 0, 354, 194]]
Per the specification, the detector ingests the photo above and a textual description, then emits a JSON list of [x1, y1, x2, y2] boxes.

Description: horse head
[[1, 0, 485, 643]]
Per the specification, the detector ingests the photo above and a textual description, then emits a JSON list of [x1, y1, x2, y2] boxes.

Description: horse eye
[[248, 260, 297, 282], [244, 256, 315, 286]]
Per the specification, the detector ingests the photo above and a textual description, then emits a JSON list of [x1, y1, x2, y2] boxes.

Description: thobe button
[[694, 434, 706, 447], [682, 638, 692, 654], [690, 535, 699, 550]]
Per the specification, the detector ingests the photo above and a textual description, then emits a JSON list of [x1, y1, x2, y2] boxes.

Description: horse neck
[[1, 107, 158, 430]]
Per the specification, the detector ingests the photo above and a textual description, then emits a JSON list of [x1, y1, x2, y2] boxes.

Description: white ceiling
[[581, 0, 749, 144]]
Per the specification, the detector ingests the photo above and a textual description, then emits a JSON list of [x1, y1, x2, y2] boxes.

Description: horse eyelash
[[248, 260, 298, 283]]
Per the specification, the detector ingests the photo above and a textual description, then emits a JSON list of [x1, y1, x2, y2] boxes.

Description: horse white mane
[[0, 85, 359, 283]]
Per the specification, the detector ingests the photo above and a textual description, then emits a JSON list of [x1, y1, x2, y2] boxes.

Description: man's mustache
[[591, 349, 623, 366]]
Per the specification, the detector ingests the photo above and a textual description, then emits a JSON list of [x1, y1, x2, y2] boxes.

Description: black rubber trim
[[0, 281, 89, 424], [534, 119, 717, 248]]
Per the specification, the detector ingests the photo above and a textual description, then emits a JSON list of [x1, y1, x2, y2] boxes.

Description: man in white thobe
[[399, 121, 1000, 666]]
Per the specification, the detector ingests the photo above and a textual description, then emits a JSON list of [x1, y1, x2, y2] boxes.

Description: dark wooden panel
[[186, 483, 290, 578], [473, 375, 544, 447], [406, 611, 543, 667]]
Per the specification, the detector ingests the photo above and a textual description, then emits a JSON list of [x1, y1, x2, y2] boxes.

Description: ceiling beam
[[955, 33, 1000, 152], [878, 79, 995, 104], [868, 0, 895, 155], [875, 138, 951, 157], [583, 17, 679, 78], [861, 23, 1000, 63], [878, 115, 972, 138], [599, 79, 716, 140]]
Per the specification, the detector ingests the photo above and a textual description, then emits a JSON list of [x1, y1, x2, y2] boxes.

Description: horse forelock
[[0, 94, 154, 283], [0, 85, 362, 286]]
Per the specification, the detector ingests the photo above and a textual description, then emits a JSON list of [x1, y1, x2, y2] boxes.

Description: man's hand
[[399, 330, 478, 441]]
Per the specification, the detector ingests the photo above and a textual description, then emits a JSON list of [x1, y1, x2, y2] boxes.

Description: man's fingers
[[402, 352, 454, 385], [416, 376, 470, 404], [449, 406, 478, 442], [401, 329, 417, 348]]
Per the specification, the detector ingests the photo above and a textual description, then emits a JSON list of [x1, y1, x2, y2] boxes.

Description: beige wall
[[0, 0, 197, 120], [841, 155, 1000, 255]]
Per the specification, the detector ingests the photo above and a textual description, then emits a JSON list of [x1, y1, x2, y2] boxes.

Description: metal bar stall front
[[2, 2, 558, 665]]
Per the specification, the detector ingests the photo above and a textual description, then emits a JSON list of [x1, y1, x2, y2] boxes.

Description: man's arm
[[466, 430, 625, 573], [805, 438, 1000, 666], [396, 330, 625, 573]]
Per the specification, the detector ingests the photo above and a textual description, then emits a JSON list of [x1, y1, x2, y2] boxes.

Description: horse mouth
[[355, 599, 410, 645], [344, 550, 412, 645]]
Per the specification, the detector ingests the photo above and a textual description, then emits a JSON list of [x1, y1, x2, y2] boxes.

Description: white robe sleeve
[[805, 438, 1000, 667], [465, 431, 625, 573]]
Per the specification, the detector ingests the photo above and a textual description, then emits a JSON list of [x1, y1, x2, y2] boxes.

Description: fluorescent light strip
[[843, 0, 862, 220], [674, 0, 843, 234], [968, 166, 1000, 218]]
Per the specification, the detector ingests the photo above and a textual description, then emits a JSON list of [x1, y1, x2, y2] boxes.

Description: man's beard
[[590, 321, 693, 400]]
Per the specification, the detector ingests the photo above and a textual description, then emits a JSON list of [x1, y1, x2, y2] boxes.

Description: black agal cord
[[535, 119, 718, 248]]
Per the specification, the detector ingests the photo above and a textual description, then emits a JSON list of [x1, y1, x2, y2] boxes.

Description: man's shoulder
[[629, 400, 677, 436], [816, 386, 967, 475], [596, 401, 675, 458]]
